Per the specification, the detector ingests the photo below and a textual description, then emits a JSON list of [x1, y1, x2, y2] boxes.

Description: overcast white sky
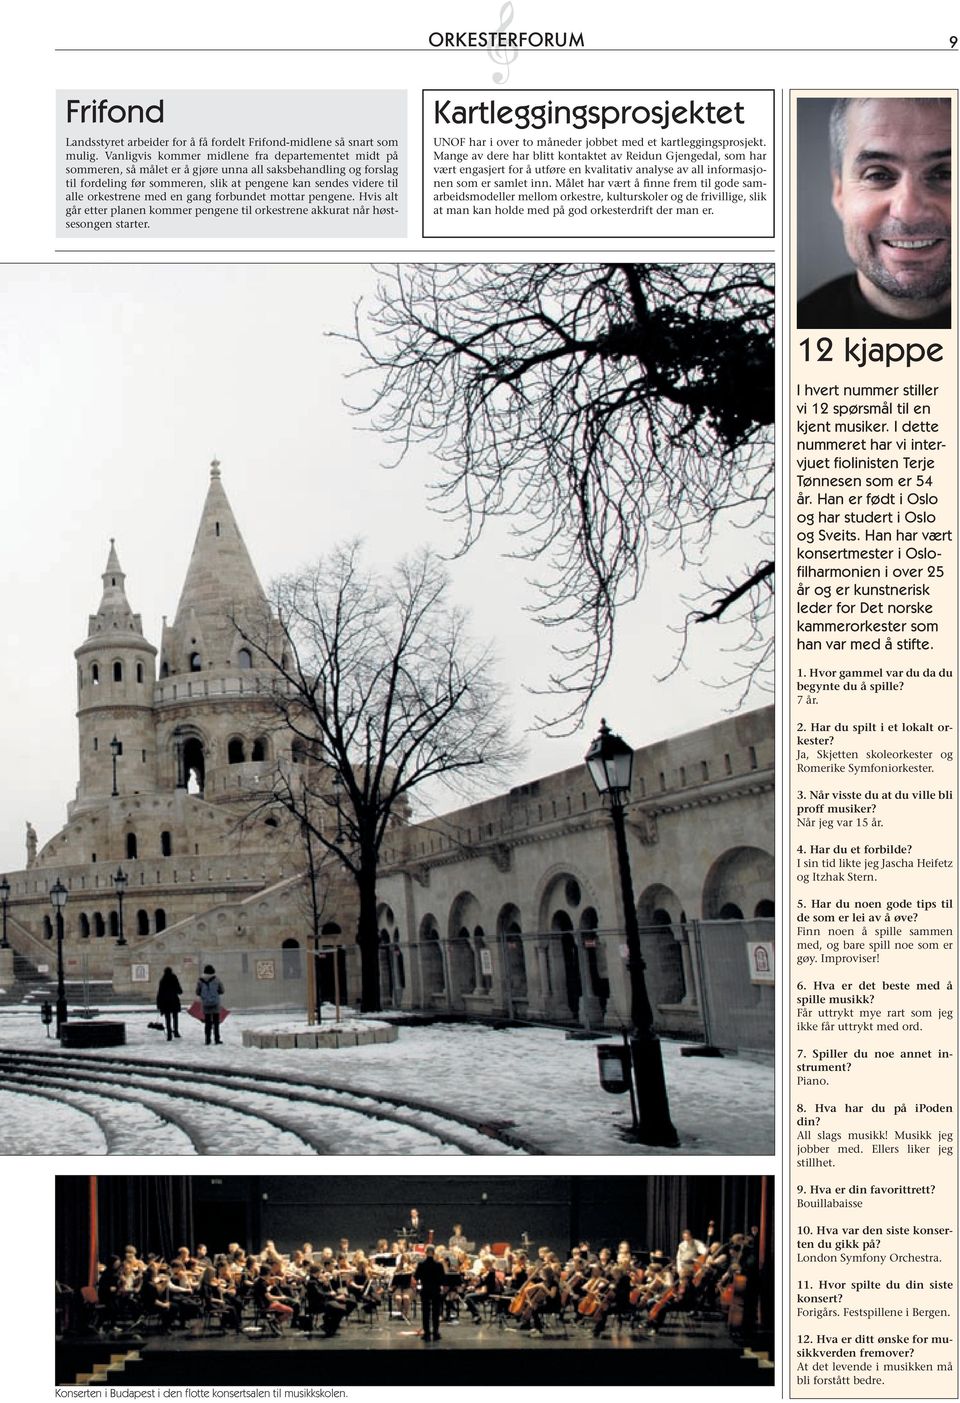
[[0, 263, 771, 873]]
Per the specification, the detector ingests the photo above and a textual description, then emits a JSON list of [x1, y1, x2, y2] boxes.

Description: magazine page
[[0, 3, 954, 1401]]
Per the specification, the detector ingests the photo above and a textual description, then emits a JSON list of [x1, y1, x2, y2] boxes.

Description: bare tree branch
[[234, 542, 522, 1011], [337, 263, 774, 731]]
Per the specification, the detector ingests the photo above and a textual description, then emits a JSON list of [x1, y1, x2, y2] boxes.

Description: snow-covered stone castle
[[1, 465, 774, 1044]]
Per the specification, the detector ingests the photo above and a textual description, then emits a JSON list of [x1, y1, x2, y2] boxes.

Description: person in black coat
[[156, 967, 182, 1041], [415, 1245, 446, 1341]]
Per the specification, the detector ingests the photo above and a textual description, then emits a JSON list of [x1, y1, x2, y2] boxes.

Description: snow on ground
[[0, 1088, 107, 1154], [0, 1005, 774, 1155]]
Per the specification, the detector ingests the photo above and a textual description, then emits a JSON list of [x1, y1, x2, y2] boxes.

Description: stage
[[57, 1313, 774, 1388]]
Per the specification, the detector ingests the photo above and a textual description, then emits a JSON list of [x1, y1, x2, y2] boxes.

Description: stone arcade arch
[[448, 892, 482, 1006], [551, 910, 580, 1017], [281, 938, 302, 980], [174, 729, 207, 796], [377, 903, 401, 1008], [496, 903, 527, 1012], [702, 846, 774, 921], [419, 914, 444, 1001], [579, 906, 609, 1018], [316, 923, 347, 1006], [637, 881, 689, 1008], [537, 868, 604, 1025]]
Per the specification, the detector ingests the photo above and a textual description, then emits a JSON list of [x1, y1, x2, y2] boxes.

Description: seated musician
[[119, 1259, 142, 1311], [692, 1239, 729, 1309], [509, 1253, 529, 1291], [140, 1262, 174, 1333], [642, 1253, 679, 1335], [167, 1264, 202, 1327], [520, 1265, 562, 1333], [347, 1251, 371, 1303], [589, 1265, 633, 1338], [304, 1264, 350, 1336], [392, 1251, 415, 1321], [448, 1223, 469, 1252], [200, 1264, 242, 1332], [464, 1256, 499, 1322], [97, 1256, 125, 1329], [575, 1262, 612, 1329], [561, 1256, 588, 1310], [252, 1264, 296, 1331], [123, 1245, 146, 1274]]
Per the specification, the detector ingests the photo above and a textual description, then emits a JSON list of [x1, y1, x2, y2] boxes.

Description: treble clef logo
[[491, 2, 519, 85]]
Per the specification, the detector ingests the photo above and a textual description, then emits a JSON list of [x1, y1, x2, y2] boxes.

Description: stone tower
[[72, 539, 158, 817], [154, 459, 282, 805]]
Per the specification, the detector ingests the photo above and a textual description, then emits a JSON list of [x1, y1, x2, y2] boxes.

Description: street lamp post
[[110, 736, 121, 797], [0, 875, 9, 949], [113, 867, 128, 947], [50, 878, 69, 1036], [585, 719, 679, 1147]]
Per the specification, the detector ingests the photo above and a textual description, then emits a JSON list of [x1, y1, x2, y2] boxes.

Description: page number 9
[[950, 34, 958, 45]]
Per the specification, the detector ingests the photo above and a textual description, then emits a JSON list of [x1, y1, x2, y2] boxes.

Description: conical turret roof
[[76, 539, 154, 653], [174, 460, 267, 626], [160, 460, 269, 675]]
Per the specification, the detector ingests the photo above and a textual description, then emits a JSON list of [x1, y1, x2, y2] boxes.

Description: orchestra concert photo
[[55, 1173, 774, 1388]]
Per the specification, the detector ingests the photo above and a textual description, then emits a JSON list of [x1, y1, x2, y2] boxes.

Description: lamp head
[[585, 719, 634, 798]]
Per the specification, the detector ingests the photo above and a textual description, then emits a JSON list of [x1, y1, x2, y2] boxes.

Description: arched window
[[154, 909, 166, 933], [251, 737, 267, 762], [189, 652, 202, 672], [136, 909, 150, 936], [755, 899, 775, 918], [291, 739, 306, 764], [160, 661, 169, 678], [237, 648, 253, 669], [94, 912, 105, 937], [136, 662, 144, 683], [91, 663, 100, 685], [79, 913, 90, 939], [109, 911, 120, 939], [113, 661, 123, 683], [43, 915, 53, 939], [282, 938, 302, 980], [126, 832, 138, 860], [228, 738, 245, 764], [182, 736, 205, 795], [161, 830, 172, 857]]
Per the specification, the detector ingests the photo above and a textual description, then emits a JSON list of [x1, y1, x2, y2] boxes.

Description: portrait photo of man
[[796, 95, 951, 329]]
